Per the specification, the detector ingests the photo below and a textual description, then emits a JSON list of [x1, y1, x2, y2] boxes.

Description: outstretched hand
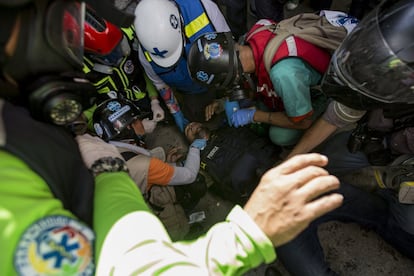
[[244, 153, 342, 247]]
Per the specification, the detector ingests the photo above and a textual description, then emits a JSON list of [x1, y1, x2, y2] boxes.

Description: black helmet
[[92, 98, 150, 141], [322, 0, 414, 111], [187, 32, 239, 89]]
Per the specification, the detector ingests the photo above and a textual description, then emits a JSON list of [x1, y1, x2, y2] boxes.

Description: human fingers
[[297, 174, 340, 203], [300, 193, 344, 224], [168, 147, 179, 154], [205, 102, 217, 121], [275, 153, 329, 175]]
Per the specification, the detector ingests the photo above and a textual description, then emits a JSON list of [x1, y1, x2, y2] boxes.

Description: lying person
[[92, 97, 207, 240]]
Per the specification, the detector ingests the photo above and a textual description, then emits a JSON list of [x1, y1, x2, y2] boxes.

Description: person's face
[[185, 122, 209, 142]]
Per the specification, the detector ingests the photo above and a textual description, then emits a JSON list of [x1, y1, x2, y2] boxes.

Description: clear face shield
[[328, 0, 414, 107], [3, 0, 86, 81], [1, 0, 139, 127]]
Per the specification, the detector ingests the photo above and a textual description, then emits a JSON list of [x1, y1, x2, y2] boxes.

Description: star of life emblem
[[14, 215, 94, 275]]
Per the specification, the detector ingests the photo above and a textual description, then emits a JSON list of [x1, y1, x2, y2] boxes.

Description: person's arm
[[147, 141, 203, 186], [95, 153, 342, 275], [138, 47, 166, 90], [0, 150, 91, 276], [253, 109, 313, 129], [138, 45, 188, 131], [286, 117, 338, 159], [144, 72, 165, 122], [286, 100, 366, 159], [232, 59, 320, 128], [77, 135, 342, 275]]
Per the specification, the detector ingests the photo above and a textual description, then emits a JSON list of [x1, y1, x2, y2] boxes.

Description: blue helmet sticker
[[204, 33, 218, 40], [196, 71, 209, 82], [107, 100, 121, 112]]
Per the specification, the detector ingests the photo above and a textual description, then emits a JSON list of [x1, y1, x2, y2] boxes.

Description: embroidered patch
[[15, 216, 94, 275], [196, 70, 209, 82]]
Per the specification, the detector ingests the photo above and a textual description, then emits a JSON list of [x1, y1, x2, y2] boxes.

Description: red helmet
[[84, 7, 125, 65]]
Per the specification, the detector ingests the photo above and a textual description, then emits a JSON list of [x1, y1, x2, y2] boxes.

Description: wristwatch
[[90, 157, 129, 177]]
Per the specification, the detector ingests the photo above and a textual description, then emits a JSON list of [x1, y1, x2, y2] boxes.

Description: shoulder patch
[[14, 215, 94, 275]]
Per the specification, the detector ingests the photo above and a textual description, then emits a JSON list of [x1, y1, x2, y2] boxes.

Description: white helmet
[[134, 0, 184, 68]]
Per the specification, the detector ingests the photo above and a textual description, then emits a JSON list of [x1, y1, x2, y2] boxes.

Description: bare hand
[[244, 153, 343, 247], [205, 100, 222, 121], [166, 147, 184, 163]]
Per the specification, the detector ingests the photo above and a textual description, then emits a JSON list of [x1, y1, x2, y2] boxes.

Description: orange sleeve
[[289, 110, 314, 123], [146, 158, 175, 190]]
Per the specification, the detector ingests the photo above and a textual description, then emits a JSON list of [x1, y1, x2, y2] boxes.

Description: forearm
[[285, 100, 367, 158], [96, 205, 275, 275], [287, 117, 338, 159], [159, 86, 181, 114], [168, 147, 200, 185], [254, 110, 311, 129], [144, 72, 159, 99], [93, 171, 150, 260]]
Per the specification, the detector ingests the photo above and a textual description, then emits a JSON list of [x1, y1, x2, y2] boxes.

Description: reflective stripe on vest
[[143, 0, 215, 93], [84, 27, 147, 100], [184, 12, 210, 39]]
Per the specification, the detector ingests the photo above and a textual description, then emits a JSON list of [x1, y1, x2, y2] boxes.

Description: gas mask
[[0, 0, 138, 126], [0, 0, 97, 126], [188, 31, 255, 105]]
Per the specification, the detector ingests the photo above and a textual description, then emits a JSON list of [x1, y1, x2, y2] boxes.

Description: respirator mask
[[0, 0, 97, 126]]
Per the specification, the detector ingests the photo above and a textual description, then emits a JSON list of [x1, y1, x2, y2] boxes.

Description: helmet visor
[[45, 0, 85, 67], [334, 1, 414, 104], [89, 37, 131, 66]]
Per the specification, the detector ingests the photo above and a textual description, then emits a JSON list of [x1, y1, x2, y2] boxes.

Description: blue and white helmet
[[134, 0, 184, 68]]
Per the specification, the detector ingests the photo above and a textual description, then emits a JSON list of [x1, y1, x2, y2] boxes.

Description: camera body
[[347, 122, 392, 165]]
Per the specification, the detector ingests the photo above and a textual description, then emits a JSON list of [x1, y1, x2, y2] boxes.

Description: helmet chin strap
[[134, 134, 146, 148]]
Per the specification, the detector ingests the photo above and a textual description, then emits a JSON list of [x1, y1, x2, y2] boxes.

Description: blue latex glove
[[224, 100, 240, 127], [190, 139, 207, 150], [231, 109, 256, 128], [172, 111, 189, 132]]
